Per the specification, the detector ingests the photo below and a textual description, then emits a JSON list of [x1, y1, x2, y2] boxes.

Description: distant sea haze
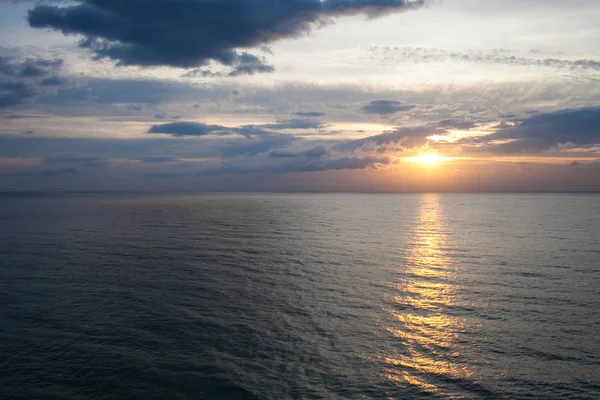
[[1, 193, 599, 399]]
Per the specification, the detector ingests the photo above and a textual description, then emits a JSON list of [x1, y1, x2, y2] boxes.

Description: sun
[[407, 153, 448, 164]]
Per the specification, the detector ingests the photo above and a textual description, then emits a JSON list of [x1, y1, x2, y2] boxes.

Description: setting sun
[[407, 153, 450, 164]]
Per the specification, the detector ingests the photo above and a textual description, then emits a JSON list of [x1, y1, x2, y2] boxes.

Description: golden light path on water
[[384, 194, 471, 396]]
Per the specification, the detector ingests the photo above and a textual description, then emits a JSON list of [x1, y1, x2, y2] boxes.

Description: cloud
[[0, 82, 35, 108], [0, 114, 44, 120], [0, 55, 68, 108], [142, 172, 187, 179], [0, 57, 63, 78], [145, 120, 297, 157], [368, 46, 600, 72], [136, 156, 181, 164], [220, 135, 297, 157], [24, 0, 424, 73], [181, 69, 222, 78], [283, 155, 389, 172], [202, 154, 389, 175], [269, 145, 328, 158], [148, 122, 236, 137], [227, 54, 276, 76], [7, 155, 108, 179], [468, 106, 600, 153], [17, 167, 77, 177], [33, 74, 600, 124], [182, 53, 274, 78], [295, 111, 327, 117], [47, 77, 212, 106], [40, 76, 67, 86], [0, 134, 215, 160], [437, 119, 477, 130], [0, 128, 296, 164], [147, 121, 292, 140], [253, 118, 327, 130], [361, 100, 415, 114], [43, 156, 107, 168], [337, 125, 443, 152]]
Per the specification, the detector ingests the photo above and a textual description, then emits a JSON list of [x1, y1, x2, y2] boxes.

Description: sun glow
[[406, 153, 450, 164]]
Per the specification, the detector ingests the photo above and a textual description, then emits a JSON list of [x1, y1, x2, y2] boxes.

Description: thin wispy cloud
[[366, 46, 600, 72]]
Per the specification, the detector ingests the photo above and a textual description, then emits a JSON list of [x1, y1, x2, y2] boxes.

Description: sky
[[1, 0, 600, 192]]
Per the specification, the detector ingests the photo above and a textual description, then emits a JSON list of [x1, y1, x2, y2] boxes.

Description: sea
[[1, 192, 599, 399]]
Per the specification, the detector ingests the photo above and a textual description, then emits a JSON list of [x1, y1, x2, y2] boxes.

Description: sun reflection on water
[[384, 194, 471, 395]]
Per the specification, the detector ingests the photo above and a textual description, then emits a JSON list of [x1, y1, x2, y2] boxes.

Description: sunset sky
[[1, 0, 600, 191]]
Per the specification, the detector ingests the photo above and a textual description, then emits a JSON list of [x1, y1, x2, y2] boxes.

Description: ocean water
[[1, 193, 599, 400]]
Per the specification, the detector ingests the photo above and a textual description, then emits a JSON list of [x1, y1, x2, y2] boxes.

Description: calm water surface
[[1, 193, 599, 399]]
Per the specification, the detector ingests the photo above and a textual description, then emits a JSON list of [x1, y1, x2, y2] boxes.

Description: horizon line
[[1, 190, 600, 195]]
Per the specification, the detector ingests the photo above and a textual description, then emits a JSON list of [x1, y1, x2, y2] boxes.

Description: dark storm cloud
[[0, 56, 68, 108], [361, 100, 415, 115], [468, 106, 600, 153], [24, 0, 424, 73]]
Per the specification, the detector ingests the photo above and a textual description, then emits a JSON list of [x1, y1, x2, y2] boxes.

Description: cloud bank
[[24, 0, 424, 74], [465, 107, 600, 152], [0, 56, 68, 108], [361, 100, 415, 115]]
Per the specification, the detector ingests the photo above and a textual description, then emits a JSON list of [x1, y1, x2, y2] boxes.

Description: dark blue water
[[1, 193, 599, 399]]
